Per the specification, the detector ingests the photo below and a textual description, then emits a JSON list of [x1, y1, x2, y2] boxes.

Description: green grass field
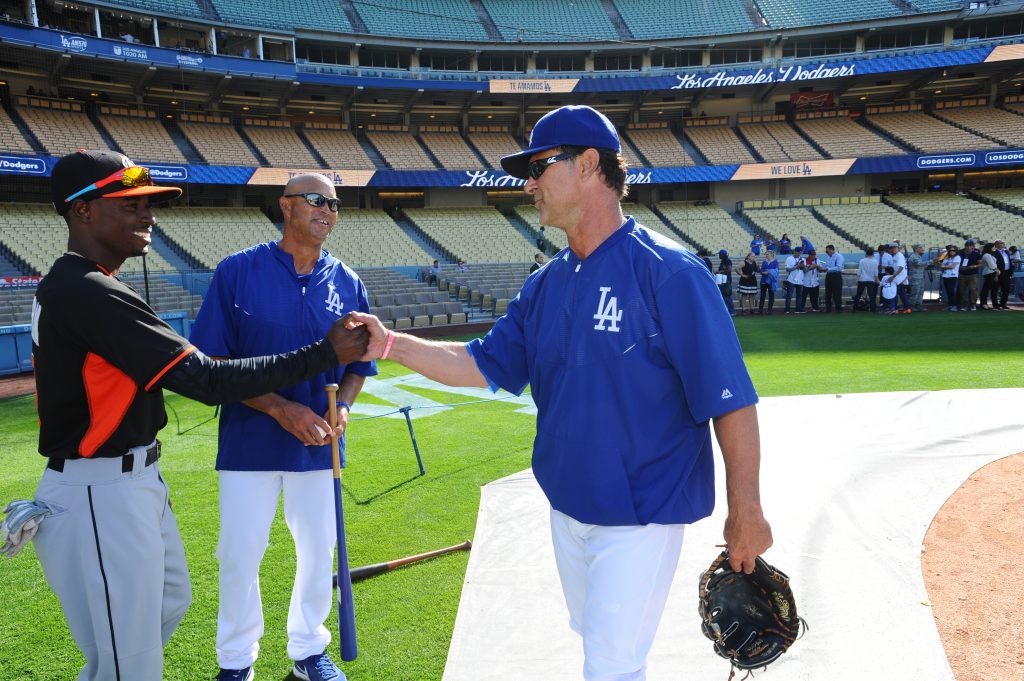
[[0, 312, 1021, 680]]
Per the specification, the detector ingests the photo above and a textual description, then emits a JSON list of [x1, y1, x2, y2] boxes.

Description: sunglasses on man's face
[[527, 152, 576, 180], [284, 192, 341, 213]]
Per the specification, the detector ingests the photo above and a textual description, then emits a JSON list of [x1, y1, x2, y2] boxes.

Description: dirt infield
[[2, 370, 1019, 680], [922, 451, 1024, 681], [0, 373, 34, 400]]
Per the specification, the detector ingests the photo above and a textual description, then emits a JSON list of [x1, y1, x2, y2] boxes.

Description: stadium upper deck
[[77, 0, 965, 41], [0, 1, 1022, 203]]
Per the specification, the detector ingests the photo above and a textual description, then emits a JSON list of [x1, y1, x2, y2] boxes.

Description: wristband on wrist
[[337, 401, 350, 410], [381, 330, 396, 360]]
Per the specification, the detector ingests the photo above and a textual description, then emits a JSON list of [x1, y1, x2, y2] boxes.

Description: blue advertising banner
[[573, 45, 1001, 93], [0, 23, 295, 78], [0, 149, 1021, 187]]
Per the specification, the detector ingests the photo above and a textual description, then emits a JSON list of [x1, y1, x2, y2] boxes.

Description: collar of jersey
[[269, 240, 329, 277], [561, 216, 635, 267]]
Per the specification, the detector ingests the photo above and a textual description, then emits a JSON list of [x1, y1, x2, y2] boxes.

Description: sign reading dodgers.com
[[916, 154, 976, 169]]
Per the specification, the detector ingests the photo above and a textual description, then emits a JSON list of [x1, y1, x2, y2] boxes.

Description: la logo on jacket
[[593, 286, 622, 332], [324, 282, 344, 316]]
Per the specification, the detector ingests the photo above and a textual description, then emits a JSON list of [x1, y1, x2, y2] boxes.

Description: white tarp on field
[[443, 389, 1024, 681]]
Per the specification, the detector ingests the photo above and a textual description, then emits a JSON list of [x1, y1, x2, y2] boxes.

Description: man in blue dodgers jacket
[[191, 174, 376, 681], [350, 106, 772, 681]]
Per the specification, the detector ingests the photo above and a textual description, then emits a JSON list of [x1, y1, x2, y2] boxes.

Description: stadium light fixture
[[935, 90, 942, 94]]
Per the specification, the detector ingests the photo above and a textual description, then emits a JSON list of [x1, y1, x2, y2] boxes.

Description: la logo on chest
[[325, 282, 344, 316], [593, 286, 622, 332]]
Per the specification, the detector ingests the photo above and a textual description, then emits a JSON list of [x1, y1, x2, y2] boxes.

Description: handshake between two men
[[330, 311, 489, 389]]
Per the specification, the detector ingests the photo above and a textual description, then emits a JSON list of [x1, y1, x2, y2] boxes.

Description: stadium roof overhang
[[3, 28, 1024, 125]]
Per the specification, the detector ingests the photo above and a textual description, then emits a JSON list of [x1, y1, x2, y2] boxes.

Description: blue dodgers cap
[[500, 105, 620, 179]]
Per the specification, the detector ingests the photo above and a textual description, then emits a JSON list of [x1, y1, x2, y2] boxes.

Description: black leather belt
[[47, 441, 161, 473]]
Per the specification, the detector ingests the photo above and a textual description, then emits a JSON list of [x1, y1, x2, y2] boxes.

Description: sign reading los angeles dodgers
[[593, 287, 622, 332]]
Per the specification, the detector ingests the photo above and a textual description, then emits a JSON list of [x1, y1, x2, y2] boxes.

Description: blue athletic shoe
[[293, 652, 345, 681], [215, 668, 253, 681]]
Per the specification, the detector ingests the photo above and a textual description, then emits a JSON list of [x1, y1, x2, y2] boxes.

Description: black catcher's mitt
[[698, 550, 804, 677]]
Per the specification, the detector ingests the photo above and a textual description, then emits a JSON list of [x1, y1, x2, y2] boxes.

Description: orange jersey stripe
[[79, 352, 137, 458], [144, 345, 196, 392]]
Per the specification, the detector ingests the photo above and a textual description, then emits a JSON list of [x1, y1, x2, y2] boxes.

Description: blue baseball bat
[[325, 383, 358, 662]]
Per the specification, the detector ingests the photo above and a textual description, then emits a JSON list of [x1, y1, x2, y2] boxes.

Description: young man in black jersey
[[27, 150, 367, 681]]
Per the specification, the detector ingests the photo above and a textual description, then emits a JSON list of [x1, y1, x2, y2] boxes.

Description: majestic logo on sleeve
[[593, 287, 622, 332], [325, 282, 344, 316]]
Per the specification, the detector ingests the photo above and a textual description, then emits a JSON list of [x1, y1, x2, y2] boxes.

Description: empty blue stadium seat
[[613, 0, 755, 38], [353, 0, 488, 41], [210, 0, 352, 32], [757, 0, 901, 27], [98, 0, 205, 20], [481, 0, 619, 41]]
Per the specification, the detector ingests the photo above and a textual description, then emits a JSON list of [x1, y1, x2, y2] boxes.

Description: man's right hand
[[272, 399, 334, 447], [346, 311, 389, 361], [327, 313, 370, 364]]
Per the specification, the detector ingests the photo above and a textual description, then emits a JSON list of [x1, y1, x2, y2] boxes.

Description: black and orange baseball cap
[[51, 149, 182, 215]]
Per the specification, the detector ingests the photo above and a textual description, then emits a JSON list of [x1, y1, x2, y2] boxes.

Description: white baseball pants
[[215, 470, 336, 669], [550, 508, 685, 681]]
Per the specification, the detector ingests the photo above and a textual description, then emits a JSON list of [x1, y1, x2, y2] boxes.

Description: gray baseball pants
[[32, 446, 191, 680]]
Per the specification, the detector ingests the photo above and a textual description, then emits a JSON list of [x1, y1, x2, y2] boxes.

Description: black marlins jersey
[[32, 254, 194, 459]]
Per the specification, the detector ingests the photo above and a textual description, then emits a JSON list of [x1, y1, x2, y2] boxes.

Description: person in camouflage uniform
[[906, 244, 927, 312]]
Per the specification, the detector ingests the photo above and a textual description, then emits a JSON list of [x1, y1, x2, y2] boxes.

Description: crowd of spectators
[[700, 235, 1021, 316]]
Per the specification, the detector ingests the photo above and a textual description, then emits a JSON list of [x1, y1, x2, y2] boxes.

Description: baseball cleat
[[293, 652, 345, 681]]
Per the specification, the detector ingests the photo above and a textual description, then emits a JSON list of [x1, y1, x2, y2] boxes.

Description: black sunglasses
[[284, 192, 340, 213], [527, 152, 576, 180]]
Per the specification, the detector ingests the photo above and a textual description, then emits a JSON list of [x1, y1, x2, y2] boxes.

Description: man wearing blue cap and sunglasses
[[348, 105, 773, 680]]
